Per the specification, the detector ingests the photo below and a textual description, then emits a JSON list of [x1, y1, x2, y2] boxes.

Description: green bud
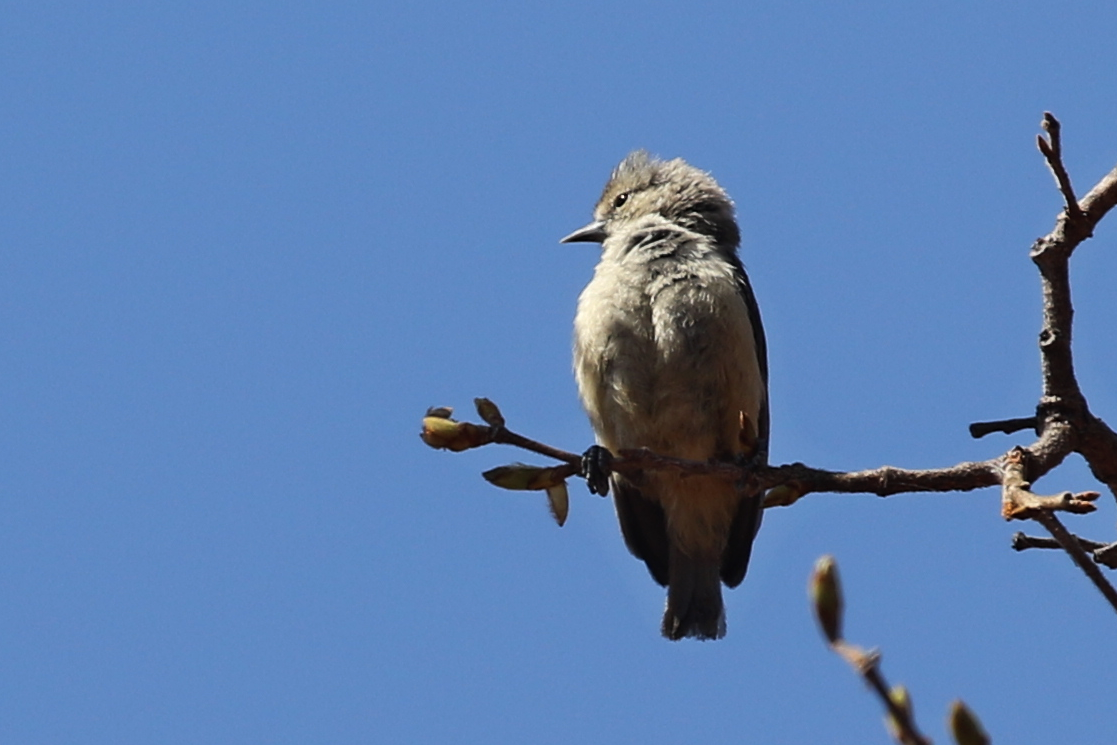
[[420, 416, 490, 452], [809, 555, 843, 644], [474, 398, 506, 428], [482, 464, 567, 491], [884, 685, 913, 743], [948, 700, 989, 745]]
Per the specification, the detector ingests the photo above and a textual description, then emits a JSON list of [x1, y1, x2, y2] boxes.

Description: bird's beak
[[560, 220, 608, 244]]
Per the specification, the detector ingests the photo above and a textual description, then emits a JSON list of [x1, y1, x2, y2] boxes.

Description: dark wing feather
[[612, 476, 670, 586], [720, 254, 769, 587], [727, 253, 769, 459], [720, 493, 763, 587]]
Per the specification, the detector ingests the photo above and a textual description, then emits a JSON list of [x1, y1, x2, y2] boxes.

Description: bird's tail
[[662, 543, 726, 641]]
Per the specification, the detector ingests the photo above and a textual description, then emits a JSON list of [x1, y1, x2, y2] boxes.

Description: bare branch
[[854, 648, 930, 745], [969, 416, 1036, 439], [1012, 532, 1117, 569], [1076, 408, 1117, 500], [760, 460, 999, 507], [810, 557, 933, 745], [1096, 543, 1117, 570], [1078, 155, 1117, 222], [1032, 511, 1117, 614], [1012, 531, 1107, 553], [999, 447, 1099, 519], [1037, 112, 1085, 222], [490, 427, 581, 466], [1027, 115, 1117, 504]]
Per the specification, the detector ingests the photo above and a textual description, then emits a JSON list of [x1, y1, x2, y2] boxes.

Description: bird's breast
[[573, 252, 763, 462]]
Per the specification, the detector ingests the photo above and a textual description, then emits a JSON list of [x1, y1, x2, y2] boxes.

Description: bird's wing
[[720, 254, 768, 588], [727, 253, 769, 460], [612, 475, 670, 587]]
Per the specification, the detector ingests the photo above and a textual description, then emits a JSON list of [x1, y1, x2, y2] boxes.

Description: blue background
[[2, 2, 1115, 742]]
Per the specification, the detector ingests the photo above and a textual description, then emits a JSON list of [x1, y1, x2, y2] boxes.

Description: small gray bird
[[562, 151, 768, 641]]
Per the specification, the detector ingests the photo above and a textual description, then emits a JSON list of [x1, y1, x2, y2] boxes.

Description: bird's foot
[[734, 449, 766, 473], [581, 445, 613, 496]]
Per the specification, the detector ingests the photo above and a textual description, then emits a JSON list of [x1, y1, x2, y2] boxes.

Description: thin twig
[[812, 559, 932, 745], [491, 427, 580, 466], [1095, 543, 1117, 570], [1012, 532, 1117, 569], [1037, 112, 1085, 223], [1012, 532, 1108, 553], [1032, 511, 1117, 613], [861, 662, 930, 745], [969, 416, 1036, 439]]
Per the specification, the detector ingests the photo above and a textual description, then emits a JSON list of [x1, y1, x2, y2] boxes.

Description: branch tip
[[1032, 511, 1117, 613], [1036, 111, 1084, 221], [969, 416, 1036, 439]]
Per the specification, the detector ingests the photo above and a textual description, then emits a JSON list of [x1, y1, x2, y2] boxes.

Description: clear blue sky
[[2, 2, 1115, 743]]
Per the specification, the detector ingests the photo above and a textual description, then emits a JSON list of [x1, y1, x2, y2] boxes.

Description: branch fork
[[998, 447, 1099, 519]]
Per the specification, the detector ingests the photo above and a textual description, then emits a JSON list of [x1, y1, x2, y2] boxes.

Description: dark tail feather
[[662, 543, 726, 641]]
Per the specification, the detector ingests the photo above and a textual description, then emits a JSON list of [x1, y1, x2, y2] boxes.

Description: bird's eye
[[613, 192, 629, 209]]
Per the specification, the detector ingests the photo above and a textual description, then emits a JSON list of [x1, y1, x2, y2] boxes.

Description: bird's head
[[561, 151, 740, 250]]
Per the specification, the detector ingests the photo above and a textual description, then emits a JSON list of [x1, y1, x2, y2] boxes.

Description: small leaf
[[482, 464, 566, 491], [483, 464, 540, 490], [948, 700, 990, 745], [809, 555, 843, 644], [545, 482, 569, 527], [474, 398, 506, 428]]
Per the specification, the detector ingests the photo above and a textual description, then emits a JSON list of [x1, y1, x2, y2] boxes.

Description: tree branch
[[1028, 114, 1117, 509], [1036, 112, 1085, 223], [1032, 511, 1117, 613], [810, 557, 937, 745], [969, 416, 1036, 439], [1012, 532, 1117, 569], [998, 446, 1099, 519], [421, 112, 1117, 620]]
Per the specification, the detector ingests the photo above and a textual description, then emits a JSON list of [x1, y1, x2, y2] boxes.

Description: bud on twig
[[420, 415, 492, 452], [884, 685, 916, 745], [482, 464, 570, 491], [948, 700, 990, 745], [810, 555, 844, 644], [474, 397, 506, 428], [482, 464, 573, 527]]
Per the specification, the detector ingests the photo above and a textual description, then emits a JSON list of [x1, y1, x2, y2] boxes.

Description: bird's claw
[[582, 445, 613, 496], [735, 449, 766, 473]]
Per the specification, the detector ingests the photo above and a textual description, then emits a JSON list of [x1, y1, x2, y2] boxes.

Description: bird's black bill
[[560, 220, 608, 244]]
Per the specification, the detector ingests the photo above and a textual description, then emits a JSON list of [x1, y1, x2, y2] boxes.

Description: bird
[[562, 151, 768, 640]]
